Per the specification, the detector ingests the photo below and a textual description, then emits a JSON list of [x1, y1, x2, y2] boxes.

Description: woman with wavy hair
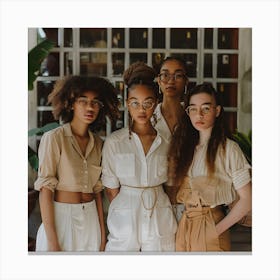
[[34, 75, 119, 252], [168, 83, 252, 251]]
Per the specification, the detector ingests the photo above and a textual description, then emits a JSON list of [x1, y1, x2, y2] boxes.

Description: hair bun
[[123, 61, 156, 87]]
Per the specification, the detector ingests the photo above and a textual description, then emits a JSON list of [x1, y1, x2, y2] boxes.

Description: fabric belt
[[122, 185, 161, 218]]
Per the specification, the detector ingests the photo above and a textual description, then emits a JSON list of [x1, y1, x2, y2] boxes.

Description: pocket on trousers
[[107, 194, 132, 238], [155, 205, 177, 237]]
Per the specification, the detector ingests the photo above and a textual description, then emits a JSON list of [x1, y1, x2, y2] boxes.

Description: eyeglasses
[[185, 104, 216, 116], [76, 97, 104, 109], [127, 100, 155, 110], [158, 72, 186, 83]]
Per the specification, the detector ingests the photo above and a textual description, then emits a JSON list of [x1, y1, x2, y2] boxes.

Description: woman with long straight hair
[[169, 83, 252, 251]]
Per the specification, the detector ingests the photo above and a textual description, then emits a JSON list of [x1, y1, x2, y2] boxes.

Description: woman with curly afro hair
[[34, 75, 120, 252]]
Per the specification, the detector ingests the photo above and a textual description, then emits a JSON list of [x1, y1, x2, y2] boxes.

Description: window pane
[[187, 81, 197, 93], [37, 111, 56, 127], [112, 53, 125, 76], [80, 28, 107, 48], [218, 28, 238, 49], [37, 81, 55, 106], [115, 81, 125, 107], [152, 52, 165, 74], [80, 52, 107, 76], [170, 28, 198, 49], [217, 54, 238, 78], [152, 28, 165, 48], [217, 83, 237, 107], [39, 52, 60, 76], [129, 28, 148, 48], [224, 111, 237, 135], [171, 53, 197, 77], [64, 52, 73, 75], [204, 54, 213, 77], [112, 28, 125, 48], [64, 28, 73, 47], [37, 28, 59, 47], [129, 53, 147, 64], [204, 28, 213, 49]]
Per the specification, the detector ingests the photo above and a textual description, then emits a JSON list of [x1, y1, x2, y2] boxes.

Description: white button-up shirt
[[101, 127, 169, 189]]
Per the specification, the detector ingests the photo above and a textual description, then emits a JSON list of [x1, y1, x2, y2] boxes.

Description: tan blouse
[[34, 123, 103, 194], [178, 138, 251, 207]]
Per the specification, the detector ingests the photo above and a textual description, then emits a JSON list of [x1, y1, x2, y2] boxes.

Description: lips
[[166, 86, 176, 91], [195, 121, 204, 126]]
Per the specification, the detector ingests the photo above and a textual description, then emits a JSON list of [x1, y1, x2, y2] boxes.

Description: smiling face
[[187, 92, 221, 133], [126, 84, 157, 125], [158, 59, 188, 98], [72, 91, 102, 125]]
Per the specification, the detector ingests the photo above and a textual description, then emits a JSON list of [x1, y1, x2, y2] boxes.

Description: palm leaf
[[28, 39, 55, 90]]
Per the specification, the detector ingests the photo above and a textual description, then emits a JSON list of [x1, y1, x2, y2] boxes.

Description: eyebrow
[[189, 102, 212, 106], [128, 97, 155, 101], [160, 69, 185, 73]]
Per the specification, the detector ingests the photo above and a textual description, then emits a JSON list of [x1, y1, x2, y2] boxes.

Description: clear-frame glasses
[[128, 100, 155, 110], [185, 104, 216, 116], [76, 97, 104, 109], [158, 72, 186, 83]]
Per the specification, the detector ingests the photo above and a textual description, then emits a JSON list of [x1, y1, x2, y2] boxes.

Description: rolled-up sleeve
[[228, 141, 251, 190], [34, 132, 60, 192], [101, 138, 120, 189]]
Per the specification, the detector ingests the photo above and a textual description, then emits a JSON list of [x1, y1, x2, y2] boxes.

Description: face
[[72, 91, 103, 125], [158, 60, 188, 98], [186, 92, 221, 132], [126, 84, 157, 125]]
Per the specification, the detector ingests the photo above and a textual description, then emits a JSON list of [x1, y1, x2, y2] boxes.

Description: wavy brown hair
[[48, 75, 120, 132], [168, 83, 226, 184]]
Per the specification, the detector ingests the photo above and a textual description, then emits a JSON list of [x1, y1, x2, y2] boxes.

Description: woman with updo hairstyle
[[101, 62, 177, 252], [34, 75, 120, 252]]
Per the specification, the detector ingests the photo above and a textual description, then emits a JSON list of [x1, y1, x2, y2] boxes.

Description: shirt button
[[84, 170, 88, 174], [84, 185, 87, 188]]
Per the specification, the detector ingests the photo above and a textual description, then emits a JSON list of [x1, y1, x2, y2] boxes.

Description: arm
[[105, 187, 120, 203], [215, 182, 252, 235], [94, 191, 106, 251], [39, 187, 61, 251]]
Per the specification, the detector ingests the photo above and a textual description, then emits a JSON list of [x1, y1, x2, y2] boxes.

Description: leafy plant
[[28, 39, 55, 90], [232, 130, 252, 165], [28, 122, 60, 172]]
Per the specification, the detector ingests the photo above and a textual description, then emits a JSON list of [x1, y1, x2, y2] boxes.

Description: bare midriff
[[54, 190, 94, 203]]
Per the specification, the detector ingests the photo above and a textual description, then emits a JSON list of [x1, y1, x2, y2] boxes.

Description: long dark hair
[[168, 83, 226, 184], [48, 75, 120, 132]]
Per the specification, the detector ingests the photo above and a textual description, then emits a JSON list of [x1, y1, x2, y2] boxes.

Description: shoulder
[[105, 127, 129, 143], [225, 138, 242, 152], [41, 124, 65, 141]]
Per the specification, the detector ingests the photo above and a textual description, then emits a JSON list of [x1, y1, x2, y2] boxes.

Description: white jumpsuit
[[101, 128, 177, 252]]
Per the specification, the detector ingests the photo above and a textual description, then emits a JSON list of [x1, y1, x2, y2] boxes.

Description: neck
[[70, 120, 88, 137], [132, 122, 156, 136], [199, 128, 212, 145]]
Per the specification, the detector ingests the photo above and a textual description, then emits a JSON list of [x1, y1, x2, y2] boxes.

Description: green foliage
[[232, 130, 252, 165], [28, 39, 55, 90], [28, 122, 60, 171]]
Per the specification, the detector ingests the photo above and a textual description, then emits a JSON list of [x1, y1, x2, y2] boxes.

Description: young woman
[[34, 75, 119, 252], [169, 83, 252, 251], [154, 56, 189, 221], [102, 62, 177, 252]]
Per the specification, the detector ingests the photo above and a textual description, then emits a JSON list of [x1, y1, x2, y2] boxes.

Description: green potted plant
[[28, 38, 55, 217]]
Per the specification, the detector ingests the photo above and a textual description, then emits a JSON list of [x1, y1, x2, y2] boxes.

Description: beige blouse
[[34, 123, 103, 194], [179, 138, 251, 207]]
